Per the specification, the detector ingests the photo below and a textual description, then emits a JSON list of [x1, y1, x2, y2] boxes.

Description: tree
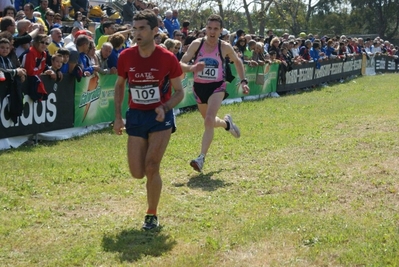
[[349, 0, 399, 39]]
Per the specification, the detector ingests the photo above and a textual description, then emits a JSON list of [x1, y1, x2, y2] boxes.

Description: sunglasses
[[40, 41, 50, 45]]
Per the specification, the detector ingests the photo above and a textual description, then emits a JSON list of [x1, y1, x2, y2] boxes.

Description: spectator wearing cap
[[181, 20, 190, 37], [220, 28, 230, 42], [122, 0, 136, 26], [152, 6, 160, 16], [48, 28, 64, 56]]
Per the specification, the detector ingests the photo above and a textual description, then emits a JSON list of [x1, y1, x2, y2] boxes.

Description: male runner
[[113, 10, 184, 230]]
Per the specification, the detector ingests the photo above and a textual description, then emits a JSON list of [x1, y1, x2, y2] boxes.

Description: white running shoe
[[224, 114, 240, 138], [190, 155, 204, 172]]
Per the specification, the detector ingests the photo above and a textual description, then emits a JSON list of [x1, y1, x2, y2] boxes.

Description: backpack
[[193, 38, 235, 83]]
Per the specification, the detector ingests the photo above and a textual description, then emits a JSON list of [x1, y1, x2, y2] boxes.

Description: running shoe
[[190, 155, 204, 172], [142, 215, 159, 231], [224, 114, 241, 138]]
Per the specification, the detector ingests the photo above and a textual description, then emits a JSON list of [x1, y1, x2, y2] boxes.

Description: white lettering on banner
[[330, 62, 343, 75], [343, 61, 354, 72], [314, 64, 331, 79], [285, 69, 297, 84], [376, 58, 386, 70], [387, 60, 396, 70], [298, 68, 314, 82], [0, 93, 57, 128]]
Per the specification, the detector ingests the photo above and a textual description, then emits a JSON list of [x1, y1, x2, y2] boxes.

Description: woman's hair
[[163, 38, 175, 50], [33, 34, 49, 44], [3, 5, 17, 17], [109, 33, 125, 49], [74, 11, 82, 20]]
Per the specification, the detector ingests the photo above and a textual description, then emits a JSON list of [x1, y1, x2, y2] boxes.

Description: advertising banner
[[0, 75, 74, 139], [74, 74, 129, 127]]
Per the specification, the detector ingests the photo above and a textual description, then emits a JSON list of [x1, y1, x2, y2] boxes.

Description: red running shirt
[[117, 46, 183, 110]]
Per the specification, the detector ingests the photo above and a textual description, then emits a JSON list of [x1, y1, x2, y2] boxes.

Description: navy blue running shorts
[[125, 108, 174, 139]]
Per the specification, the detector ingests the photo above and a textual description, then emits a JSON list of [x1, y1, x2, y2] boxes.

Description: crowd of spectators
[[1, 0, 399, 105]]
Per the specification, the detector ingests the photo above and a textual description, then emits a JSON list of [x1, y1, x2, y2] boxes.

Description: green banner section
[[176, 62, 280, 107], [74, 74, 129, 127], [74, 63, 280, 127]]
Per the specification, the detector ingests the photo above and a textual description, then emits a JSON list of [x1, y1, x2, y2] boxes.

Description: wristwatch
[[240, 78, 248, 85]]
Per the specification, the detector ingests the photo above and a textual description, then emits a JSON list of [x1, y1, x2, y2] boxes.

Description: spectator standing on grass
[[113, 10, 184, 231]]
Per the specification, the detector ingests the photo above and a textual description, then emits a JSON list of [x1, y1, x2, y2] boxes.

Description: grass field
[[0, 74, 398, 266]]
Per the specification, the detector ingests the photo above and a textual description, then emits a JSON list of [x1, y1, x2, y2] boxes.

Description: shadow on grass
[[174, 170, 233, 191], [102, 228, 176, 263]]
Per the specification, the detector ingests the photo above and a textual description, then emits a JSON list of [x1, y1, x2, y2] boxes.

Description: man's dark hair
[[76, 35, 90, 47], [133, 9, 158, 29], [57, 47, 70, 56], [207, 14, 223, 28], [102, 21, 115, 29], [0, 16, 14, 32], [182, 21, 190, 28], [25, 3, 35, 10]]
